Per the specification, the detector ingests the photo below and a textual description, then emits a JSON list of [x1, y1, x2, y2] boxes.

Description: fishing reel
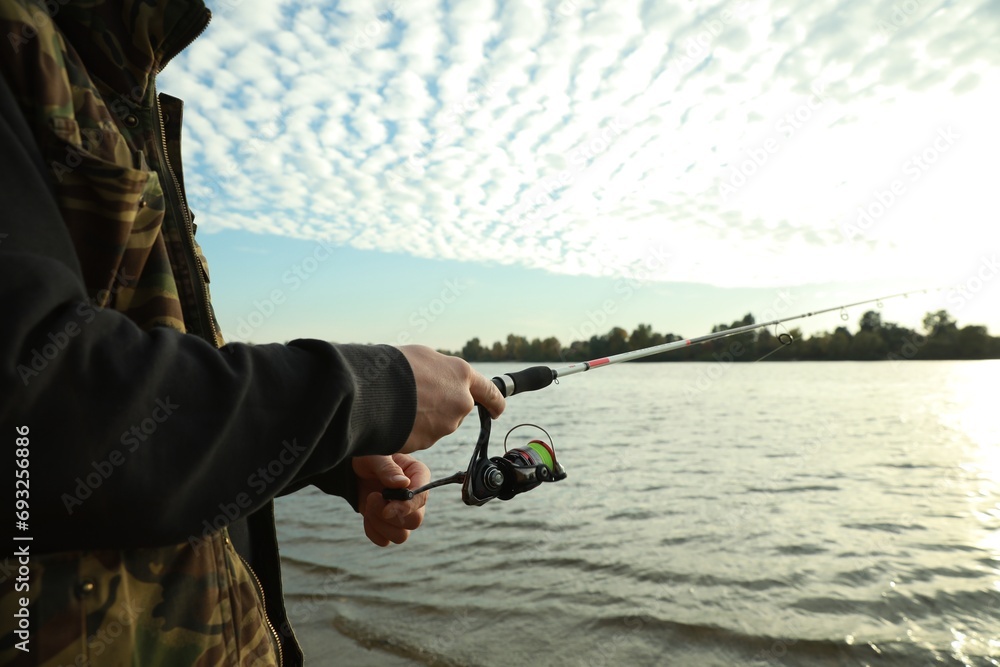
[[383, 404, 567, 506]]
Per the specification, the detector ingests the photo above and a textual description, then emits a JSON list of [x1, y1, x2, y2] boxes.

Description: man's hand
[[398, 345, 505, 454], [354, 454, 431, 547]]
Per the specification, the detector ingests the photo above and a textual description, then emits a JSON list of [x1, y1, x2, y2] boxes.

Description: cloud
[[159, 0, 1000, 289]]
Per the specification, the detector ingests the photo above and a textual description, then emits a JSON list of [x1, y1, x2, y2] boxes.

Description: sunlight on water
[[940, 362, 1000, 667], [940, 361, 1000, 451]]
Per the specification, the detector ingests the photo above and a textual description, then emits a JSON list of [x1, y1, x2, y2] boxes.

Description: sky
[[159, 0, 1000, 353]]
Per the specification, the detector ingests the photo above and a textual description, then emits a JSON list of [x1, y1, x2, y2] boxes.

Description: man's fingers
[[387, 454, 429, 518], [470, 370, 505, 418], [373, 522, 410, 545], [356, 455, 430, 547], [353, 455, 410, 487], [394, 453, 430, 487], [381, 500, 425, 525], [364, 494, 417, 545], [364, 521, 390, 547], [397, 346, 506, 452], [373, 456, 410, 487]]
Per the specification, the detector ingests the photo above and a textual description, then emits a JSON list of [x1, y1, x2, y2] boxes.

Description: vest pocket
[[44, 118, 168, 313]]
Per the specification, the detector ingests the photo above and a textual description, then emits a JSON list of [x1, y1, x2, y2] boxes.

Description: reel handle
[[382, 471, 466, 501], [382, 488, 415, 501]]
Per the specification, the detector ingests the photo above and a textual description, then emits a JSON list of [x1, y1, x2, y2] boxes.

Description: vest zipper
[[231, 542, 285, 666], [154, 93, 222, 347]]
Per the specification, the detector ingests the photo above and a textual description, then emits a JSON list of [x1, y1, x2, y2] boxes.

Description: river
[[275, 360, 1000, 666]]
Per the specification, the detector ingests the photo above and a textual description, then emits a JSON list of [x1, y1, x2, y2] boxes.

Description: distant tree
[[505, 334, 528, 360], [957, 325, 990, 359], [851, 330, 887, 359], [561, 339, 590, 361], [757, 327, 776, 351], [828, 327, 851, 358], [923, 310, 958, 337], [461, 337, 485, 361], [607, 327, 630, 355], [859, 310, 882, 333], [922, 310, 959, 358], [876, 321, 914, 353], [631, 323, 653, 351], [588, 334, 609, 359], [447, 308, 998, 362], [539, 336, 562, 360]]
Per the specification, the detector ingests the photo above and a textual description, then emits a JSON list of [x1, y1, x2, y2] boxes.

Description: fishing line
[[752, 324, 794, 363]]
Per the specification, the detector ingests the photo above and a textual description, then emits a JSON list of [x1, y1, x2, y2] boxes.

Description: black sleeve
[[0, 73, 415, 554]]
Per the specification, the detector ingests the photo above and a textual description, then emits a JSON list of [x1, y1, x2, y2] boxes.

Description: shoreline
[[293, 617, 428, 667]]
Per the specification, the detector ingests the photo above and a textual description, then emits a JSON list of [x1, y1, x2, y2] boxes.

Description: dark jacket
[[0, 0, 415, 664]]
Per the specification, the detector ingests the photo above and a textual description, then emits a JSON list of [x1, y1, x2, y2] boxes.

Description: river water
[[275, 361, 1000, 666]]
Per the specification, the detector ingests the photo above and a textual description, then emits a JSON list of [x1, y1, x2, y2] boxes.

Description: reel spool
[[463, 423, 566, 504], [383, 405, 567, 506]]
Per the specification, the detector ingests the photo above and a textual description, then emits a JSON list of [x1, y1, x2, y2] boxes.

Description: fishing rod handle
[[491, 365, 556, 397]]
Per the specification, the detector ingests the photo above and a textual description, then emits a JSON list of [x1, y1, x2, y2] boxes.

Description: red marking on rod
[[685, 339, 692, 346], [589, 358, 610, 368]]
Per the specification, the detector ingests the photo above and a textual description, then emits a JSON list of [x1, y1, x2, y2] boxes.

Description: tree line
[[443, 310, 1000, 362]]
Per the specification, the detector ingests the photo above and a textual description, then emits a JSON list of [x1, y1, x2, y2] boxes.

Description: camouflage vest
[[0, 0, 281, 664]]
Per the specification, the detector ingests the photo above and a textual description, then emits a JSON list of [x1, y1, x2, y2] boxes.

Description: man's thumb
[[374, 457, 410, 487]]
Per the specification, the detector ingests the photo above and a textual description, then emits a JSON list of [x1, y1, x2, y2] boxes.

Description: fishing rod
[[384, 288, 931, 506], [491, 288, 930, 397]]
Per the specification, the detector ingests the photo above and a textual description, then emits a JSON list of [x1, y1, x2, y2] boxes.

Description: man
[[0, 0, 504, 664]]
